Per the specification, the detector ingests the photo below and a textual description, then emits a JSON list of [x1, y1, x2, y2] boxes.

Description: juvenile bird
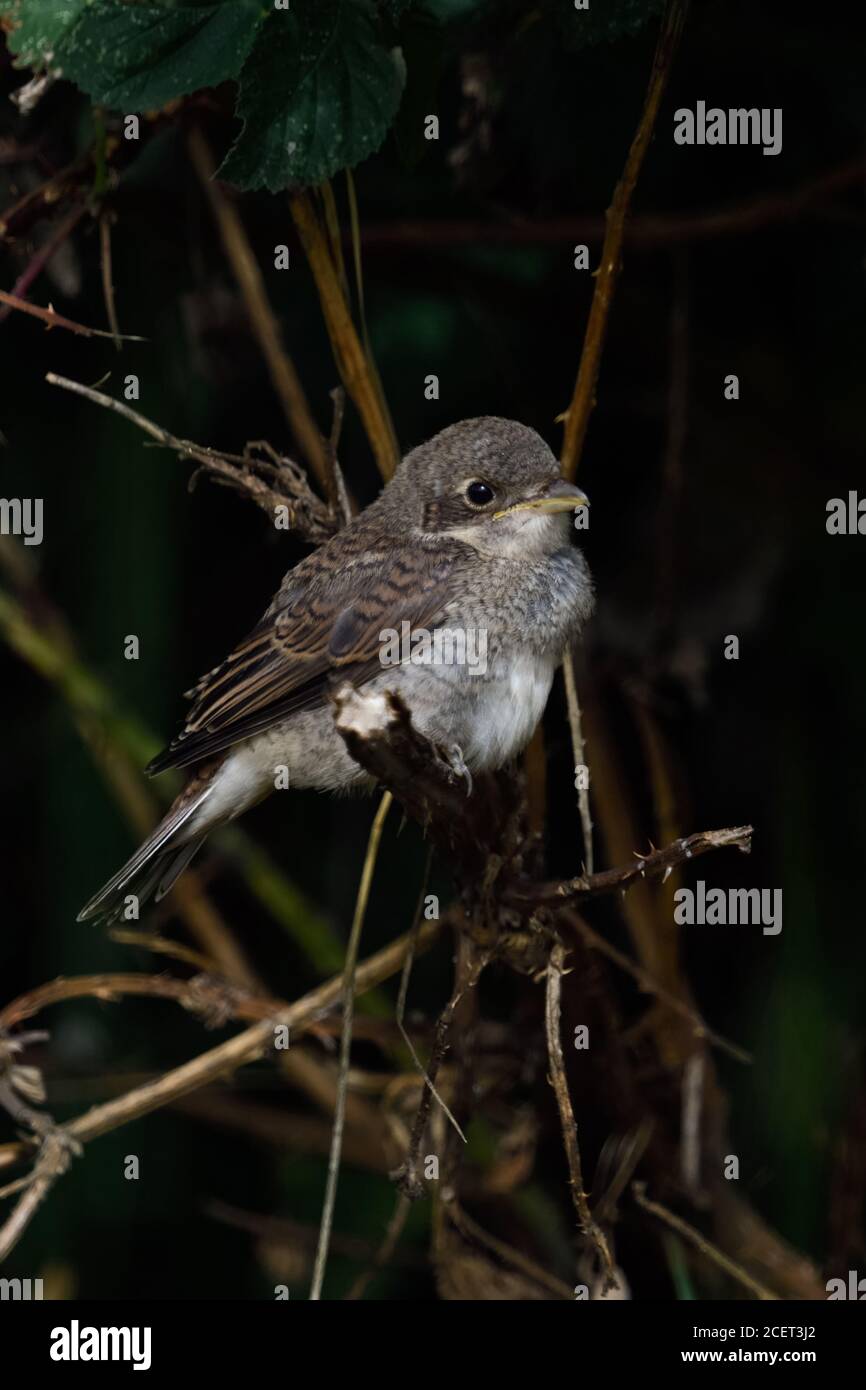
[[78, 417, 592, 922]]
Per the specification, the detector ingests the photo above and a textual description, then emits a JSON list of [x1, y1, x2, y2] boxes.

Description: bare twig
[[108, 930, 214, 974], [0, 154, 91, 238], [99, 210, 122, 351], [394, 848, 464, 1145], [509, 825, 753, 908], [354, 158, 866, 250], [344, 1193, 411, 1300], [0, 1132, 77, 1264], [327, 386, 353, 525], [680, 1051, 705, 1196], [443, 1200, 575, 1300], [562, 649, 593, 874], [563, 911, 750, 1065], [309, 791, 393, 1300], [712, 1189, 826, 1301], [0, 204, 87, 324], [290, 189, 399, 481], [545, 943, 615, 1286], [395, 994, 465, 1200], [0, 973, 285, 1034], [0, 917, 441, 1255], [561, 0, 689, 478], [632, 1182, 778, 1300], [207, 1198, 424, 1272], [186, 127, 336, 505], [44, 372, 335, 541], [0, 288, 144, 340]]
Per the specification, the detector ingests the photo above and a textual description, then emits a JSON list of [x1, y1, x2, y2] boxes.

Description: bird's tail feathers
[[77, 786, 211, 924]]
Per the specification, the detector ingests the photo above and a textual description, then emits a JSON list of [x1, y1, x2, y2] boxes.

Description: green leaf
[[558, 0, 665, 49], [5, 1, 265, 110], [220, 0, 405, 192], [65, 2, 263, 109], [4, 0, 90, 67]]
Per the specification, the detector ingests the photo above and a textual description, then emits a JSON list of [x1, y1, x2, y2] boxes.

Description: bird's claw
[[446, 743, 473, 797]]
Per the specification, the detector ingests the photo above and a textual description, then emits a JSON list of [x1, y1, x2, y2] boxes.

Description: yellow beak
[[493, 481, 590, 521]]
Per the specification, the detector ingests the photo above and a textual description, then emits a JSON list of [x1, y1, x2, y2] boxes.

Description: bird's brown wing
[[145, 540, 462, 774]]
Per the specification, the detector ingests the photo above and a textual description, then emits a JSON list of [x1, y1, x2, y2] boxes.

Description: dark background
[[0, 0, 864, 1298]]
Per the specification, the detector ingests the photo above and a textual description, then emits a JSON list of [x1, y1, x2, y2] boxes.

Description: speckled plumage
[[78, 418, 593, 922]]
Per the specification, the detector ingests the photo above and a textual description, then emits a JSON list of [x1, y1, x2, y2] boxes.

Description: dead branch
[[187, 127, 337, 506], [563, 911, 751, 1065], [392, 944, 482, 1201], [44, 372, 337, 542], [545, 943, 615, 1286], [0, 972, 286, 1033], [290, 189, 400, 481], [355, 158, 866, 251], [345, 1194, 412, 1299], [0, 918, 441, 1259], [0, 1131, 78, 1264], [0, 152, 93, 238], [561, 0, 689, 479], [510, 825, 753, 909], [632, 1182, 778, 1301], [0, 288, 144, 340], [98, 210, 122, 351], [562, 649, 594, 873], [332, 684, 522, 890], [309, 790, 393, 1300], [0, 204, 87, 324]]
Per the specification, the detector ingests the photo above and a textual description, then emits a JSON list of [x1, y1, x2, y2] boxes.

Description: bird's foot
[[445, 743, 473, 797]]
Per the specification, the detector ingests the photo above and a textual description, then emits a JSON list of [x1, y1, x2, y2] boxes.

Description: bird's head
[[382, 417, 589, 557]]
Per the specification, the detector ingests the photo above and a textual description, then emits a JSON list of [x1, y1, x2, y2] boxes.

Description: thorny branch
[[511, 825, 753, 909], [45, 372, 338, 542], [0, 288, 144, 341], [545, 943, 615, 1287]]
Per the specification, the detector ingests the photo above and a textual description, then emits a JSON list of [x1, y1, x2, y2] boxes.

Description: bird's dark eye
[[465, 480, 494, 507]]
